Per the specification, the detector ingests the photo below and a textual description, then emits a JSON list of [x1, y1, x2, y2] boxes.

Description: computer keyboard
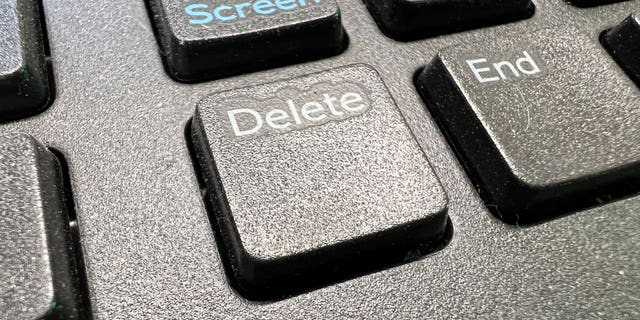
[[1, 0, 639, 319]]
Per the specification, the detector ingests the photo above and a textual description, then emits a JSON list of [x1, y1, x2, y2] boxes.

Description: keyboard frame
[[3, 0, 639, 318]]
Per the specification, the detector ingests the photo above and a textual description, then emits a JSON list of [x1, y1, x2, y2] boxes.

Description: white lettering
[[466, 51, 541, 83], [516, 51, 540, 75], [466, 59, 500, 83], [228, 108, 263, 136], [301, 101, 327, 121], [287, 99, 303, 125], [493, 61, 520, 80], [323, 93, 343, 116], [225, 90, 370, 138], [265, 109, 290, 129], [340, 92, 365, 112]]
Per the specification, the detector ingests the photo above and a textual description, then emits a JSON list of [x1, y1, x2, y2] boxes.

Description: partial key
[[0, 133, 88, 319], [603, 12, 640, 85], [362, 0, 535, 41], [567, 0, 629, 8], [147, 0, 347, 82], [416, 28, 640, 225], [0, 0, 51, 121], [191, 64, 450, 300]]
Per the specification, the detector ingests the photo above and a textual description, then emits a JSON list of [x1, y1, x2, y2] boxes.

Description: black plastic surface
[[0, 133, 89, 319], [0, 0, 51, 122], [1, 0, 639, 318], [603, 13, 640, 85], [362, 0, 535, 41], [569, 0, 629, 7], [147, 0, 347, 82], [190, 64, 451, 300], [416, 29, 640, 225]]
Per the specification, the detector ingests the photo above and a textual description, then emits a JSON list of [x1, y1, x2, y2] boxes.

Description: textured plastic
[[191, 64, 449, 300], [1, 0, 639, 319], [0, 0, 50, 121], [147, 0, 345, 81], [362, 0, 535, 40], [416, 28, 640, 224], [0, 133, 83, 319], [604, 12, 640, 84]]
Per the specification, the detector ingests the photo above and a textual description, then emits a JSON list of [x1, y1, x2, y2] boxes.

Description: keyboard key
[[0, 133, 85, 318], [0, 0, 51, 121], [416, 29, 640, 225], [363, 0, 535, 41], [191, 64, 450, 300], [603, 13, 640, 85], [568, 0, 628, 7], [148, 0, 346, 82]]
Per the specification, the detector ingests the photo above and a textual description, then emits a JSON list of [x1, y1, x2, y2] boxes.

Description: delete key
[[191, 64, 450, 300]]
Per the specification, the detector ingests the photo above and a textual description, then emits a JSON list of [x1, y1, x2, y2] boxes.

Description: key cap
[[416, 29, 640, 225], [0, 133, 85, 319], [603, 13, 640, 85], [362, 0, 535, 41], [567, 0, 628, 7], [147, 0, 346, 82], [0, 0, 51, 121], [191, 64, 450, 300]]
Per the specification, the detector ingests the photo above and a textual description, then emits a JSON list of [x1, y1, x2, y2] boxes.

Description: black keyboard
[[1, 0, 639, 319]]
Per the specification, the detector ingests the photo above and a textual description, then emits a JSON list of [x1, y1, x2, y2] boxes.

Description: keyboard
[[1, 0, 639, 318]]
